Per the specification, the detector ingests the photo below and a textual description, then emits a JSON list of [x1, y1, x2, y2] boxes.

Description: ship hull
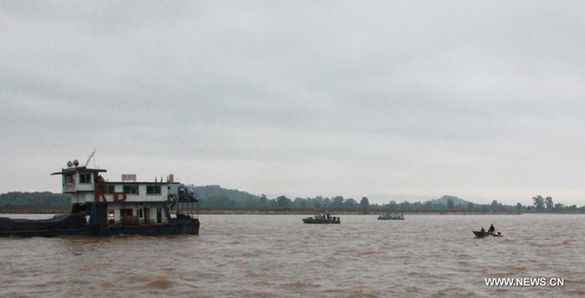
[[302, 218, 340, 224], [0, 217, 200, 237]]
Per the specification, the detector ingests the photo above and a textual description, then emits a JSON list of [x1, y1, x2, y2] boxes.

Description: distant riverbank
[[4, 208, 584, 215], [193, 210, 583, 215], [3, 191, 582, 215], [0, 208, 68, 214], [197, 210, 526, 215]]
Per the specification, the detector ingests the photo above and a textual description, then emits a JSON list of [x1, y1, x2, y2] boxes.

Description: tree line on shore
[[189, 186, 584, 213], [0, 187, 582, 214], [0, 191, 70, 213]]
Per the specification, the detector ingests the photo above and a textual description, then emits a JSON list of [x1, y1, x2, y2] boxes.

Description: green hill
[[188, 185, 268, 209], [428, 195, 475, 207], [0, 192, 70, 213], [189, 185, 261, 201]]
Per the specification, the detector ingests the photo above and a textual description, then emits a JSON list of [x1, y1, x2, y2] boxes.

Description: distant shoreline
[[3, 191, 581, 215], [193, 210, 584, 215], [2, 209, 584, 215], [197, 210, 526, 215]]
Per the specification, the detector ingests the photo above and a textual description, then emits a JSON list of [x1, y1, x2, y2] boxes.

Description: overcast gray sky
[[1, 1, 584, 204]]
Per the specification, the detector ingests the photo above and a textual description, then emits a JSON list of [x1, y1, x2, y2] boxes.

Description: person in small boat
[[488, 224, 495, 234], [480, 227, 485, 233]]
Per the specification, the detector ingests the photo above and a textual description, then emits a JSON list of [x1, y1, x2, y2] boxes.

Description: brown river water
[[1, 214, 584, 297]]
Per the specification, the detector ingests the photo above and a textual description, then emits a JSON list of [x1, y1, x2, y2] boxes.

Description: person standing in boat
[[488, 224, 495, 233]]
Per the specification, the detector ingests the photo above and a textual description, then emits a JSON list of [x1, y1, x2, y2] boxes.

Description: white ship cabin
[[51, 161, 197, 226]]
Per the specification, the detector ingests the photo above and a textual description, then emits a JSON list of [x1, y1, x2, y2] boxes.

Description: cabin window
[[147, 185, 161, 195], [121, 208, 133, 216], [105, 184, 115, 194], [123, 185, 138, 195], [79, 173, 91, 184], [138, 209, 143, 218], [64, 175, 74, 183]]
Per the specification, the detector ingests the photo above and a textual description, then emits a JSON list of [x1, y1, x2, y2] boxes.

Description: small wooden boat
[[377, 213, 404, 220], [302, 214, 340, 224], [473, 230, 503, 238]]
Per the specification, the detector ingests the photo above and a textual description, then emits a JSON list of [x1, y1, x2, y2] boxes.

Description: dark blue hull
[[472, 230, 502, 238], [302, 218, 340, 224], [0, 218, 199, 237]]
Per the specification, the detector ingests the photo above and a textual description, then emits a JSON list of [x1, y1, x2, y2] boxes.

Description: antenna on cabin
[[84, 148, 96, 167]]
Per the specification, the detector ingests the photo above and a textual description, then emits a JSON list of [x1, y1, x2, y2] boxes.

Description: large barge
[[0, 159, 200, 237]]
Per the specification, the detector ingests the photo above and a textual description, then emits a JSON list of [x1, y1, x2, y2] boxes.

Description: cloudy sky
[[1, 1, 584, 204]]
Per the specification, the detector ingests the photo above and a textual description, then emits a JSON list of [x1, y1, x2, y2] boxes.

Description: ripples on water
[[1, 214, 584, 297]]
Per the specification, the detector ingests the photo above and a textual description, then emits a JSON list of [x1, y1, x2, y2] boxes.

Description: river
[[0, 214, 584, 297]]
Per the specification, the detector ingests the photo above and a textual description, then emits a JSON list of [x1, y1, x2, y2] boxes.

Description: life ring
[[113, 192, 127, 203]]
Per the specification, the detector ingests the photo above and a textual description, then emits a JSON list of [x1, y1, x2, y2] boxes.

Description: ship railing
[[172, 201, 199, 218]]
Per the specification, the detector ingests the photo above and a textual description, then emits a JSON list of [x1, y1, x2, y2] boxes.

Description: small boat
[[473, 230, 503, 238], [302, 214, 340, 224], [377, 213, 404, 220]]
